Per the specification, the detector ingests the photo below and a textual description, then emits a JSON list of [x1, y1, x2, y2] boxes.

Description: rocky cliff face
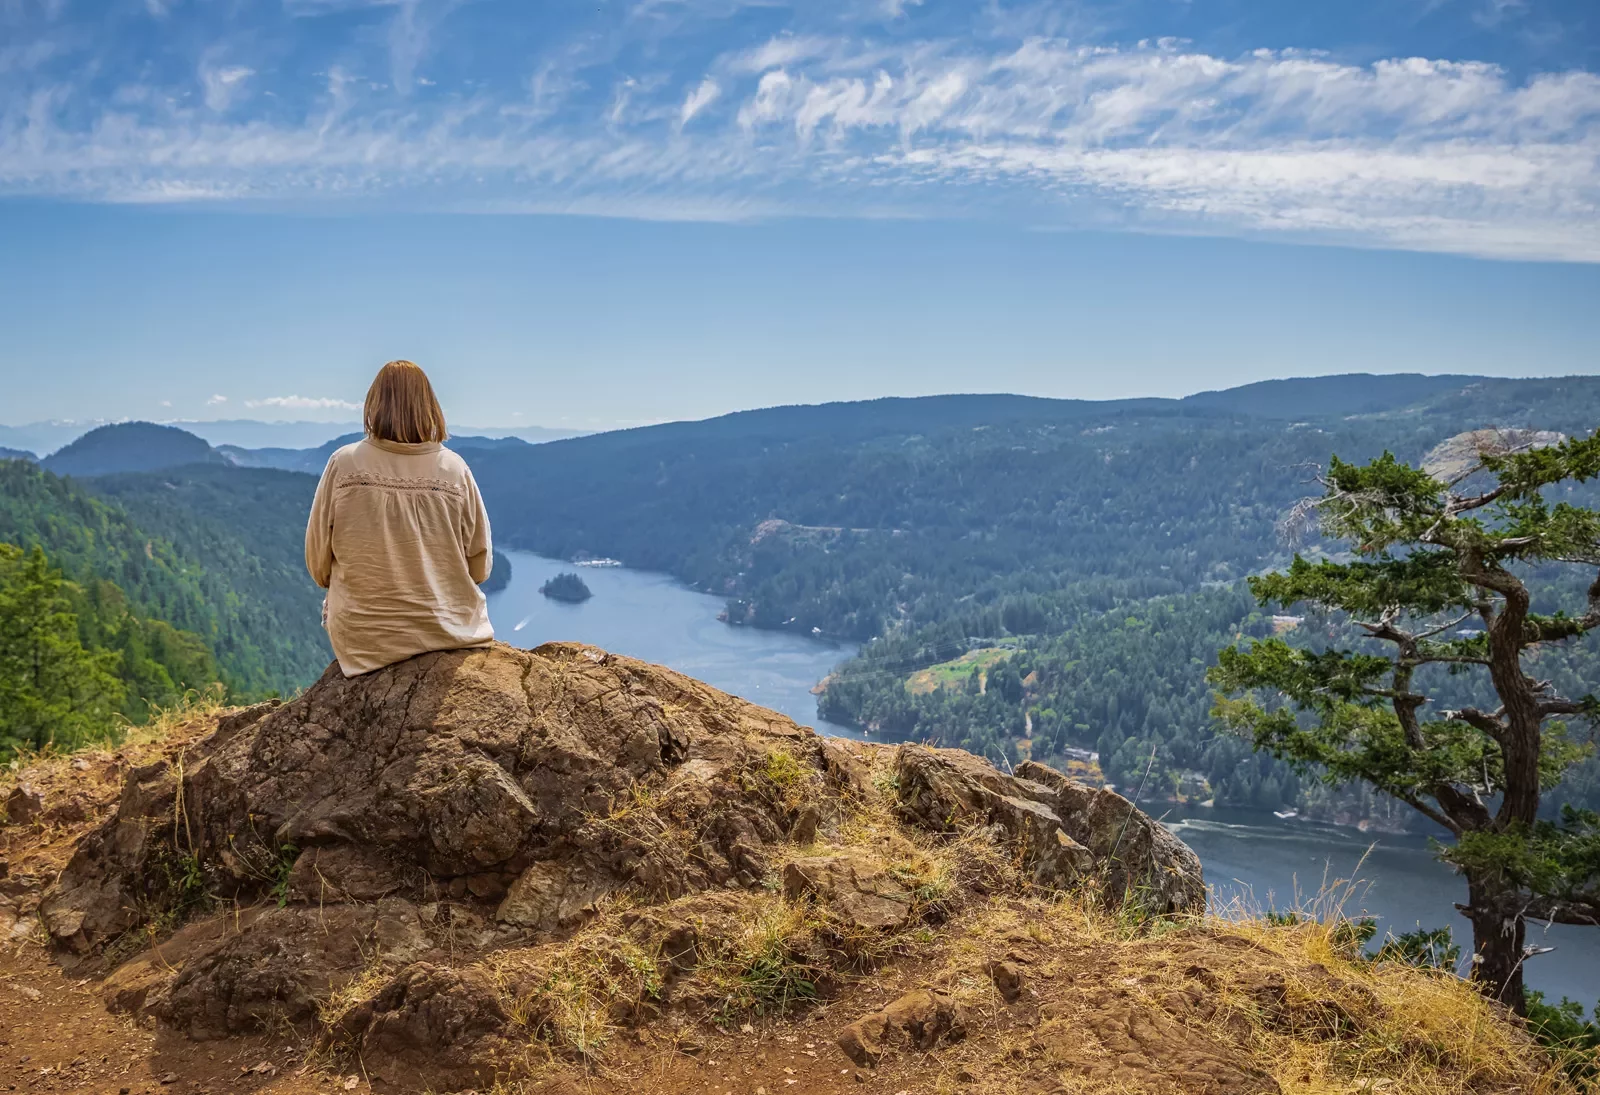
[[2, 644, 1557, 1095]]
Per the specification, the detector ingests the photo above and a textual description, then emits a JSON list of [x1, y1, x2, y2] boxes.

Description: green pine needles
[[0, 543, 125, 755], [1210, 428, 1600, 1015]]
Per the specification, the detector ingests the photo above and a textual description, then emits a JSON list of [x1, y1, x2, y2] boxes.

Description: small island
[[539, 571, 593, 603]]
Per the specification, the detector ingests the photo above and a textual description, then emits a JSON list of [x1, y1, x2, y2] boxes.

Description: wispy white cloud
[[199, 57, 254, 112], [206, 394, 228, 404], [679, 76, 720, 125], [386, 0, 458, 94], [0, 6, 1596, 261], [245, 395, 362, 410]]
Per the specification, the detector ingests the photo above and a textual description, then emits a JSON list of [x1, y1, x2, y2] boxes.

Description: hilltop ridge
[[42, 422, 224, 478]]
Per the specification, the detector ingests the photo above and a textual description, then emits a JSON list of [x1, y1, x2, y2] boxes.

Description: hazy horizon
[[4, 367, 1588, 434]]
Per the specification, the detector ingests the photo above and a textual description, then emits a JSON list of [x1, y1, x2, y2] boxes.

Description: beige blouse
[[304, 436, 495, 677]]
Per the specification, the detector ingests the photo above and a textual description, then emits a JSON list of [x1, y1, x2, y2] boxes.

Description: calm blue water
[[486, 550, 865, 740], [488, 550, 1600, 1003]]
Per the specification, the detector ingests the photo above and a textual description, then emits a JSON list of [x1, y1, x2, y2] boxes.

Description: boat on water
[[1273, 808, 1299, 820], [573, 558, 623, 568]]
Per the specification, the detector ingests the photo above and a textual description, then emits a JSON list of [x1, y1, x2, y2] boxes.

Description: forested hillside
[[470, 374, 1600, 641], [0, 458, 329, 725], [0, 539, 218, 756], [84, 464, 328, 692]]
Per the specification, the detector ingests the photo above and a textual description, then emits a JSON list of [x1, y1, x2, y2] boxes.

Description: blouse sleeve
[[463, 465, 493, 585], [304, 453, 338, 589]]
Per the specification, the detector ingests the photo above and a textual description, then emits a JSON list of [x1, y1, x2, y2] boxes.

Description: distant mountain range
[[219, 432, 536, 475], [0, 418, 584, 457], [462, 372, 1600, 631], [10, 422, 541, 478]]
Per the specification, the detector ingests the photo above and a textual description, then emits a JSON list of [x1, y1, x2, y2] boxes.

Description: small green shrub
[[1526, 990, 1600, 1083], [1374, 927, 1461, 972]]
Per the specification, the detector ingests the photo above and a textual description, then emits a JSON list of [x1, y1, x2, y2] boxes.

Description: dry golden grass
[[1224, 913, 1581, 1095], [1, 684, 228, 794], [429, 744, 1581, 1093], [485, 925, 664, 1060], [315, 947, 396, 1030]]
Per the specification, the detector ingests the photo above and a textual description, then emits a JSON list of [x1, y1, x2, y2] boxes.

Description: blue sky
[[1, 0, 1596, 428]]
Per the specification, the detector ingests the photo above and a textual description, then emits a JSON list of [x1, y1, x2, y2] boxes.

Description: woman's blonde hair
[[364, 360, 448, 444]]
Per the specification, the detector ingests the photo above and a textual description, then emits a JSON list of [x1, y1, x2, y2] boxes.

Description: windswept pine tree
[[1210, 428, 1600, 1013]]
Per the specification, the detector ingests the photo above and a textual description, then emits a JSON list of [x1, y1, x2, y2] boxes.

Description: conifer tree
[[1210, 429, 1600, 1013], [0, 543, 124, 754]]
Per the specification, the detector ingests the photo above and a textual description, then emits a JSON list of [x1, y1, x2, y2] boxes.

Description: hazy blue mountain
[[0, 447, 36, 462], [184, 419, 582, 450], [175, 420, 365, 450], [0, 419, 585, 459], [1179, 373, 1482, 419], [221, 432, 535, 474], [42, 422, 224, 478], [0, 420, 117, 456]]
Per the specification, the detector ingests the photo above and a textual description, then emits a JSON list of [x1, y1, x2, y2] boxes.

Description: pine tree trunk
[[1466, 874, 1526, 1015]]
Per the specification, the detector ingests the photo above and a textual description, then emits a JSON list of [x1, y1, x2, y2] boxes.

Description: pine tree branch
[[1520, 897, 1600, 928], [1415, 611, 1476, 641], [1443, 707, 1507, 737], [1536, 697, 1590, 719], [1399, 793, 1463, 836]]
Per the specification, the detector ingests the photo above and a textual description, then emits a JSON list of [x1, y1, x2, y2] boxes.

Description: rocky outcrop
[[32, 641, 1204, 1090], [1016, 759, 1206, 914], [891, 745, 1205, 914], [331, 963, 517, 1091], [41, 645, 810, 953]]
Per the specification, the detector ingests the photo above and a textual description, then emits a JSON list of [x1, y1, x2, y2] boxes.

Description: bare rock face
[[495, 861, 616, 931], [1016, 759, 1206, 915], [41, 644, 807, 953], [152, 900, 428, 1040], [331, 963, 517, 1091], [782, 852, 913, 932], [895, 746, 1204, 913]]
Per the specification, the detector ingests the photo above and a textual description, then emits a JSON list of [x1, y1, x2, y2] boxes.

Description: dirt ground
[[0, 939, 953, 1095]]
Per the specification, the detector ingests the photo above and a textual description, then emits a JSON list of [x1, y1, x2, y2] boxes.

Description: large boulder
[[41, 643, 808, 952]]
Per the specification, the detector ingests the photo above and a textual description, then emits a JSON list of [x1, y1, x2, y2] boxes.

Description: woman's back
[[305, 379, 495, 676]]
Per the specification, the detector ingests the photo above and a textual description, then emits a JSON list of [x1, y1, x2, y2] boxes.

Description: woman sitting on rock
[[305, 359, 495, 676]]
